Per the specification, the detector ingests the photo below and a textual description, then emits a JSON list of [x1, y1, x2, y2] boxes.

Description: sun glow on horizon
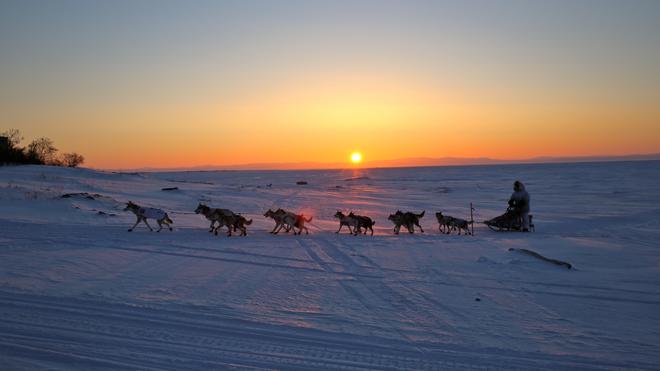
[[350, 152, 363, 165]]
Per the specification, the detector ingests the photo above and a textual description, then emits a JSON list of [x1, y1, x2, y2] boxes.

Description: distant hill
[[114, 153, 660, 172], [364, 153, 660, 169]]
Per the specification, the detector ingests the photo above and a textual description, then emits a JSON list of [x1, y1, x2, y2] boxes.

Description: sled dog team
[[124, 201, 472, 236]]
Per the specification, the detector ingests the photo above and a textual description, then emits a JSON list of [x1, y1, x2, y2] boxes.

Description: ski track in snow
[[1, 162, 660, 370]]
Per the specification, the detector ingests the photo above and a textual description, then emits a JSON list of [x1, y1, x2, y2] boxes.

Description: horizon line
[[97, 152, 660, 172]]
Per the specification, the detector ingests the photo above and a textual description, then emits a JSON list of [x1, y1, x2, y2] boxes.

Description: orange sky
[[6, 73, 658, 169], [1, 1, 659, 169]]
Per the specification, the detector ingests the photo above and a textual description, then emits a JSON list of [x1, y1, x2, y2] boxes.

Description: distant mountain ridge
[[114, 153, 660, 172], [365, 153, 660, 168]]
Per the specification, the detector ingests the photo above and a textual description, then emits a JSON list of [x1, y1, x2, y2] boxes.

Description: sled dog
[[349, 212, 375, 236], [124, 201, 173, 232], [388, 210, 425, 234], [437, 212, 472, 235], [264, 208, 312, 235], [293, 213, 313, 235], [334, 211, 359, 235], [214, 213, 253, 236], [447, 216, 472, 235], [264, 209, 293, 234], [435, 212, 452, 233], [195, 203, 236, 232]]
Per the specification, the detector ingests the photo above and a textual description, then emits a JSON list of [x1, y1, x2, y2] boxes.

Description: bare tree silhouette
[[61, 152, 85, 167], [1, 128, 23, 147], [27, 137, 58, 164], [1, 128, 84, 167]]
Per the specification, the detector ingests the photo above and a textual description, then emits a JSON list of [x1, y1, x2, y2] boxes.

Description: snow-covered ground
[[1, 161, 659, 370]]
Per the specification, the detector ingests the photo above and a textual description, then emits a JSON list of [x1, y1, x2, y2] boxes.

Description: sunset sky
[[1, 0, 659, 169]]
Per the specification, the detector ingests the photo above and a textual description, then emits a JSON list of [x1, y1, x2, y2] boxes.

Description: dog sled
[[484, 207, 534, 232]]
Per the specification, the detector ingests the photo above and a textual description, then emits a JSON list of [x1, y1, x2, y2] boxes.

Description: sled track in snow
[[0, 290, 635, 370], [2, 223, 658, 369]]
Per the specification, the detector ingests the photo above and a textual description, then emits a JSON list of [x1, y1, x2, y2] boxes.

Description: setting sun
[[350, 152, 363, 164]]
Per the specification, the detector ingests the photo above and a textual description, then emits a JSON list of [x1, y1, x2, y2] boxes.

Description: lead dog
[[124, 201, 173, 232]]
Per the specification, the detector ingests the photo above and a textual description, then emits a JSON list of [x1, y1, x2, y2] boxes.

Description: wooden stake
[[470, 202, 475, 236]]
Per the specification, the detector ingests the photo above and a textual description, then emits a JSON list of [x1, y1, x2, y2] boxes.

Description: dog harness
[[140, 207, 167, 220]]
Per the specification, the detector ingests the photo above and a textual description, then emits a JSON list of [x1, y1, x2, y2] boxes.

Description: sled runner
[[484, 207, 534, 232]]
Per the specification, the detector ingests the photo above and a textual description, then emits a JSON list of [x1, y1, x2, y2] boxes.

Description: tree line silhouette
[[0, 129, 84, 167]]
